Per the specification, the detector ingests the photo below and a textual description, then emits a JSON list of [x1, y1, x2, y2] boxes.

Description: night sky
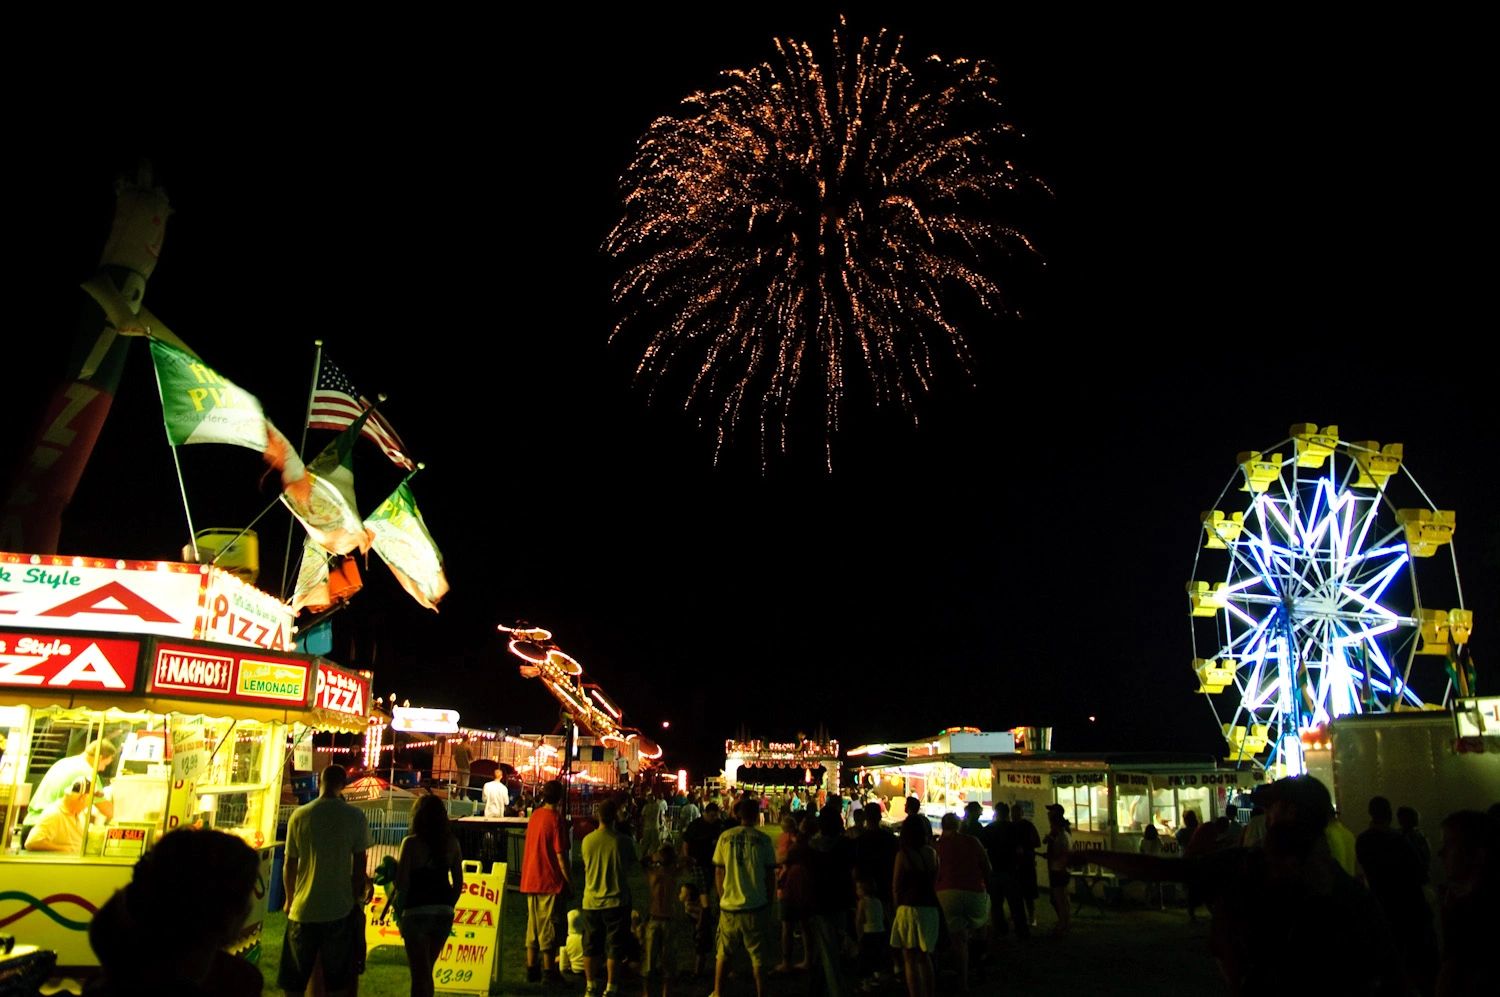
[[6, 5, 1495, 777]]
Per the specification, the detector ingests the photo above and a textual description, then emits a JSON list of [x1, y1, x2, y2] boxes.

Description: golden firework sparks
[[606, 18, 1048, 468]]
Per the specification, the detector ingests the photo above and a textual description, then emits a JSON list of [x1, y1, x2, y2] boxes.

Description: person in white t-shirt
[[483, 776, 510, 817]]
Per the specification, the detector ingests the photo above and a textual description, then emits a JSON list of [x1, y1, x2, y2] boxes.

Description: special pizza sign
[[0, 629, 143, 692]]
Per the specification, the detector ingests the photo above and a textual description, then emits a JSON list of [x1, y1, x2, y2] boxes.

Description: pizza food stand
[[0, 551, 371, 970]]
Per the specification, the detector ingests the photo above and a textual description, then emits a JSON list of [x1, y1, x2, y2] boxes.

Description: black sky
[[6, 5, 1496, 776]]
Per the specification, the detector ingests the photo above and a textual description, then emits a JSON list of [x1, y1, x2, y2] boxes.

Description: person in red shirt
[[521, 779, 572, 984], [936, 813, 992, 992]]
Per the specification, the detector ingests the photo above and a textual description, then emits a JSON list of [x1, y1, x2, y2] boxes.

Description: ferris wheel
[[1188, 424, 1472, 774]]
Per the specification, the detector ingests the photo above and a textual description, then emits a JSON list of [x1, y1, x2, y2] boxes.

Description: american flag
[[309, 357, 415, 470]]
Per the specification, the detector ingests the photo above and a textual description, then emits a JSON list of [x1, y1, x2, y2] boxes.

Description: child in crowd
[[854, 875, 887, 992], [625, 910, 645, 975], [559, 908, 585, 976], [642, 844, 678, 996], [678, 881, 714, 980]]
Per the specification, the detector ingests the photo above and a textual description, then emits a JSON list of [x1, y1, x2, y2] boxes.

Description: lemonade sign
[[366, 860, 504, 994], [235, 659, 307, 702]]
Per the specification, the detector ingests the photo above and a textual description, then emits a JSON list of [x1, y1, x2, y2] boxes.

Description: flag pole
[[208, 491, 290, 568], [149, 333, 200, 561], [281, 341, 325, 598]]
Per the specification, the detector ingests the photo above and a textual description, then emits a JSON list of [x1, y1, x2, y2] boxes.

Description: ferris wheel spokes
[[1190, 425, 1466, 774]]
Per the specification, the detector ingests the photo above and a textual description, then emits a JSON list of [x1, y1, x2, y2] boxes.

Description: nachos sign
[[147, 640, 312, 708]]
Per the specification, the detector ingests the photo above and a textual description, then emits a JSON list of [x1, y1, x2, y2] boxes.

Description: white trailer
[[1302, 701, 1500, 887]]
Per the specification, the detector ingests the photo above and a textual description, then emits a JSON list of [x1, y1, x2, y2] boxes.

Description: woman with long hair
[[890, 814, 940, 997], [396, 793, 465, 997]]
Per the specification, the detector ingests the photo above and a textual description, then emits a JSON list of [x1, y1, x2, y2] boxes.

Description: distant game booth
[[0, 552, 372, 970], [724, 735, 840, 793]]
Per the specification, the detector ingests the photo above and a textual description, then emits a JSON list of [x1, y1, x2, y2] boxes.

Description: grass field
[[258, 841, 1225, 996], [262, 903, 1224, 996]]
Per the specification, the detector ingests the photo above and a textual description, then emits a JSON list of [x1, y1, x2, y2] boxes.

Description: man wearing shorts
[[712, 796, 778, 997], [582, 796, 635, 997], [279, 764, 370, 997], [521, 779, 571, 984]]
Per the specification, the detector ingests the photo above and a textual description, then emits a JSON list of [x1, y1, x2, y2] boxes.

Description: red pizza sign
[[0, 629, 142, 691], [315, 662, 369, 718]]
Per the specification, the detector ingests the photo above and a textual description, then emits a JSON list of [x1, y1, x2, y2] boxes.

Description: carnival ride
[[1188, 425, 1471, 775], [497, 623, 662, 765]]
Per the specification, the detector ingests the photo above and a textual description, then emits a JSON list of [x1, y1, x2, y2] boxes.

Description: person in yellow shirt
[[1325, 809, 1358, 877], [23, 739, 115, 831], [25, 780, 92, 853]]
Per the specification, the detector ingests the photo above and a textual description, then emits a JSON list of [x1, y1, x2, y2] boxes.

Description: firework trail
[[605, 18, 1047, 466]]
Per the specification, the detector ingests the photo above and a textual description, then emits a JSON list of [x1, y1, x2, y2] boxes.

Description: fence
[[277, 800, 410, 874]]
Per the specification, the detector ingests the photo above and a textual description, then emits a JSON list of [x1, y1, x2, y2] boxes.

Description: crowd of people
[[522, 778, 1500, 997], [519, 784, 1067, 997], [66, 769, 1499, 997]]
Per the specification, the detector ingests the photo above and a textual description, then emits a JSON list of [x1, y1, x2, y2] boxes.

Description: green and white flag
[[366, 480, 449, 611], [149, 338, 303, 489], [149, 339, 269, 451]]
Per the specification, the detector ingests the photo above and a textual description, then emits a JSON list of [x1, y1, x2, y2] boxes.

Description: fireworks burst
[[605, 18, 1048, 466]]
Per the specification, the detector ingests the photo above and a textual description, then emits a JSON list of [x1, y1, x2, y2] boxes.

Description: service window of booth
[[180, 716, 282, 849], [1115, 786, 1152, 832], [1055, 783, 1110, 832], [1176, 785, 1212, 830], [1, 704, 34, 847], [1151, 788, 1181, 839], [5, 707, 281, 856], [10, 706, 160, 858]]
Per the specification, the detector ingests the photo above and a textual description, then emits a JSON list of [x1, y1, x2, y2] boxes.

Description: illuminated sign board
[[0, 629, 143, 692], [392, 706, 460, 733], [200, 569, 294, 651], [999, 772, 1044, 787], [1455, 697, 1500, 738], [0, 552, 292, 651], [152, 647, 235, 696], [147, 640, 312, 708], [1154, 771, 1245, 789], [235, 659, 311, 704], [0, 554, 202, 640], [315, 662, 370, 718], [1051, 772, 1107, 787]]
